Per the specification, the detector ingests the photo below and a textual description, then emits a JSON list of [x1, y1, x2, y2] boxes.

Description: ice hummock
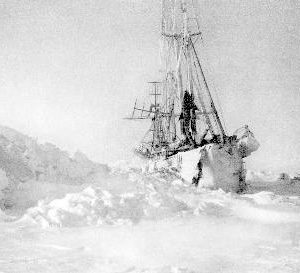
[[2, 161, 298, 272], [12, 158, 300, 229], [0, 126, 299, 272], [0, 125, 109, 209]]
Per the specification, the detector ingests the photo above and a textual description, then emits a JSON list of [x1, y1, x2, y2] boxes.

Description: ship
[[126, 0, 259, 192]]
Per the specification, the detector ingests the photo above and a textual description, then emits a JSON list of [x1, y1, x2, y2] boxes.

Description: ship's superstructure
[[126, 0, 259, 192]]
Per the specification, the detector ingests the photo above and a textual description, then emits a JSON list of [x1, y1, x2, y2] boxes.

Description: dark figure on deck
[[180, 91, 198, 147], [190, 94, 198, 135]]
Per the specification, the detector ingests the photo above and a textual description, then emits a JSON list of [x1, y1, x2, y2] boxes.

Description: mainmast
[[161, 0, 226, 142]]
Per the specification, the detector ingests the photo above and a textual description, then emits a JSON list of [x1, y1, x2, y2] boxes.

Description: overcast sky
[[0, 0, 299, 172]]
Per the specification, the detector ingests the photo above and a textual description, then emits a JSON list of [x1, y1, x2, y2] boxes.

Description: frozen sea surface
[[0, 163, 300, 273]]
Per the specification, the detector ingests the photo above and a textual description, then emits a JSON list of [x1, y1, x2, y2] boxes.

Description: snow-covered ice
[[0, 126, 299, 272], [1, 166, 300, 273]]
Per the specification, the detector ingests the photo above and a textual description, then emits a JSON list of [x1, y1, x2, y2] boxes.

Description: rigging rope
[[191, 0, 228, 135]]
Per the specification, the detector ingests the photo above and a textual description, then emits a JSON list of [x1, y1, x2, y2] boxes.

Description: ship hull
[[153, 143, 245, 193]]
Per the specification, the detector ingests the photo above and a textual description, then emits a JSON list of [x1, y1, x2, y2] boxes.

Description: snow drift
[[0, 126, 299, 273], [20, 164, 300, 228]]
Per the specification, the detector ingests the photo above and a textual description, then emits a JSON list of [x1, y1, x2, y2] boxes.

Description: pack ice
[[0, 126, 299, 273]]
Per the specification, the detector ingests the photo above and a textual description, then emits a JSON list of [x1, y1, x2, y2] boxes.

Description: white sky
[[0, 0, 299, 172]]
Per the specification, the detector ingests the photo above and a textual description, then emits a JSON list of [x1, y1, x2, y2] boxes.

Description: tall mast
[[161, 0, 226, 140], [149, 81, 163, 149], [181, 0, 193, 96]]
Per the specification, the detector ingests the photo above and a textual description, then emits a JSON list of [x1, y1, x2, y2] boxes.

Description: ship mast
[[126, 0, 228, 158], [161, 0, 226, 141], [149, 81, 162, 149]]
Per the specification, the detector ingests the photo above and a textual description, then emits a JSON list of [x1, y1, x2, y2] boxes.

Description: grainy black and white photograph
[[0, 0, 299, 272]]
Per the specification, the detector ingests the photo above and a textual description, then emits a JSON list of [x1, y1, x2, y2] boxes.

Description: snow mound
[[22, 179, 189, 227], [23, 187, 143, 227], [21, 165, 300, 228]]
